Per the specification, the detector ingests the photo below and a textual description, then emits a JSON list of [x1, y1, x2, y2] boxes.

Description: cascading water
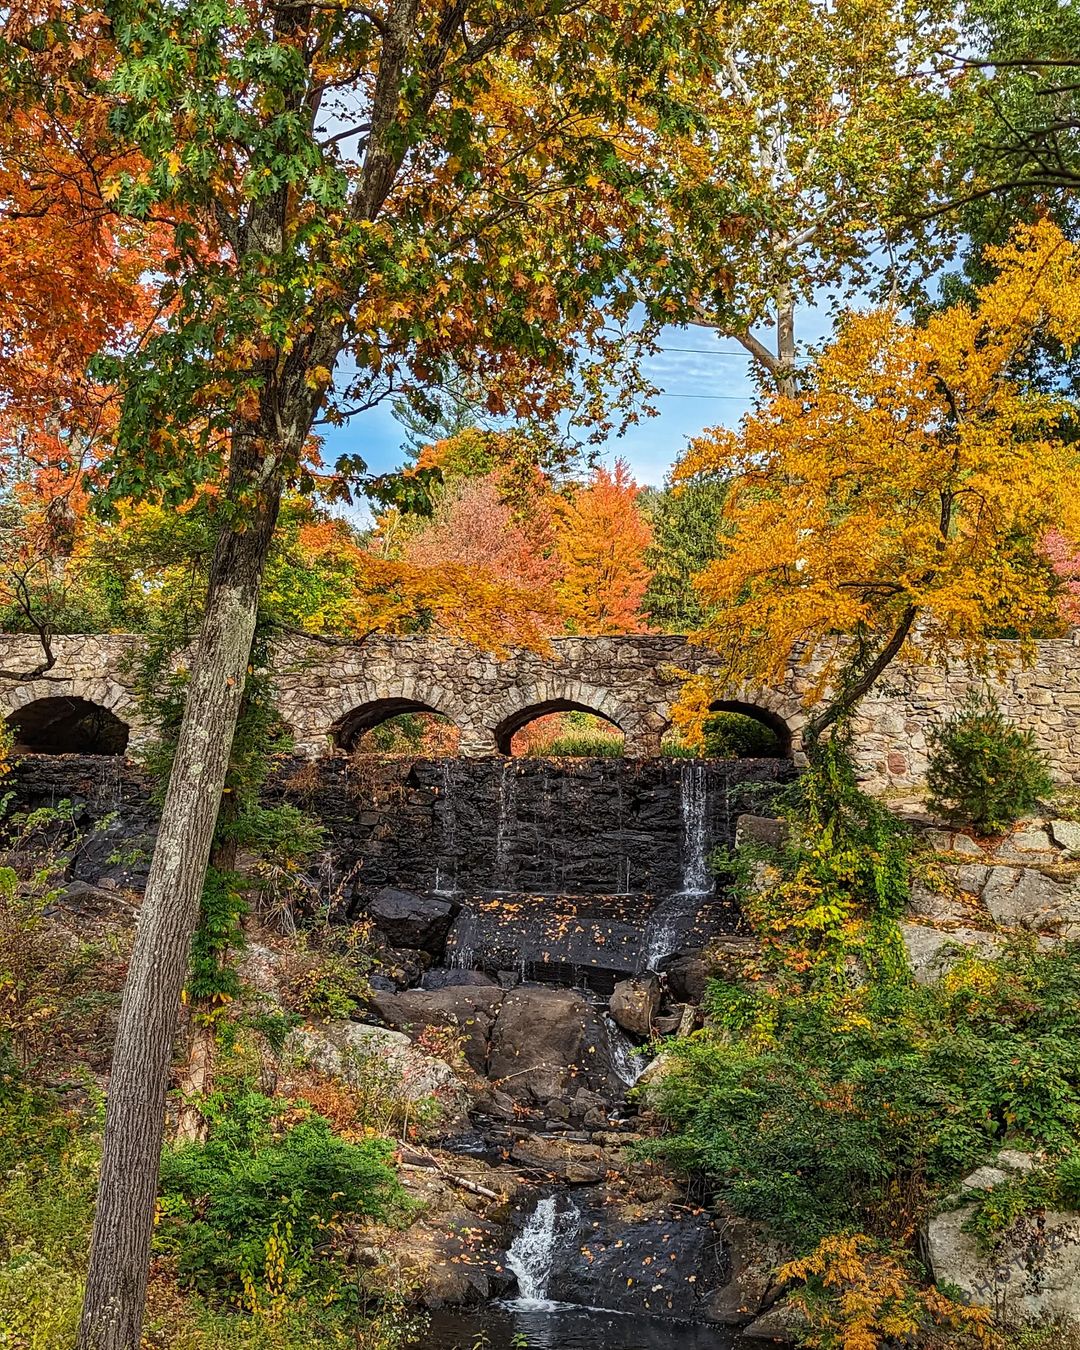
[[505, 1195, 580, 1308], [639, 894, 696, 973], [493, 760, 517, 891], [680, 763, 712, 896], [638, 765, 714, 972], [605, 1015, 644, 1088], [433, 761, 459, 896]]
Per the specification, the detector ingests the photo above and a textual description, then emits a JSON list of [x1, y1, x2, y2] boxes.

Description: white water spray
[[605, 1016, 644, 1088], [505, 1195, 580, 1307], [680, 763, 712, 896]]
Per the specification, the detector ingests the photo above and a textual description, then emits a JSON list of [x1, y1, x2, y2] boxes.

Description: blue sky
[[318, 304, 836, 507]]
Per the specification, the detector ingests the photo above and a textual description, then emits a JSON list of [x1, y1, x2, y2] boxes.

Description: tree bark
[[77, 439, 283, 1350], [775, 283, 796, 399]]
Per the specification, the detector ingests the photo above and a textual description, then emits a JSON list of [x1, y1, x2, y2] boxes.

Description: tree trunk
[[776, 284, 796, 399], [77, 441, 283, 1350]]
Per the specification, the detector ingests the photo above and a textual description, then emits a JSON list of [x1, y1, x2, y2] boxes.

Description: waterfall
[[639, 893, 696, 973], [434, 762, 458, 896], [494, 760, 517, 891], [605, 1016, 644, 1088], [447, 907, 480, 970], [680, 763, 712, 896], [505, 1195, 579, 1307]]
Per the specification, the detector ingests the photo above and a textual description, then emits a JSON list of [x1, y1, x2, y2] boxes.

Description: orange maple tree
[[553, 459, 653, 635]]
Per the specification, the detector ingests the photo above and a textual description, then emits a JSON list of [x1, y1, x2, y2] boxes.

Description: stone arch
[[490, 679, 646, 755], [6, 694, 130, 754], [706, 698, 796, 757], [325, 679, 464, 753]]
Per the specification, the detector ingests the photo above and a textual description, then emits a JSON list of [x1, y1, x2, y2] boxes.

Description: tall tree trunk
[[776, 283, 796, 399], [77, 439, 283, 1350]]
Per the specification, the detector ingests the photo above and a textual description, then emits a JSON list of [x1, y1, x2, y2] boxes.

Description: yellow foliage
[[779, 1233, 1000, 1350], [675, 220, 1080, 731]]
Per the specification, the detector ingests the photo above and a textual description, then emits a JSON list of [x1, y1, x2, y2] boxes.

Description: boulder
[[927, 1154, 1080, 1326], [365, 886, 455, 954], [287, 1020, 470, 1133], [422, 968, 498, 990], [982, 866, 1080, 938], [705, 1210, 787, 1326], [735, 814, 788, 849], [743, 1297, 810, 1343], [900, 922, 1002, 985], [539, 1187, 729, 1320], [371, 986, 504, 1073], [662, 952, 710, 1003], [907, 879, 982, 926], [609, 974, 660, 1037], [487, 985, 616, 1105], [509, 1133, 611, 1183], [1050, 819, 1080, 855]]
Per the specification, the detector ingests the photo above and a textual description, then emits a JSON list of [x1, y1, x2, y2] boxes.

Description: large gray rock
[[371, 986, 505, 1072], [735, 815, 788, 849], [609, 974, 660, 1037], [982, 866, 1080, 938], [900, 922, 1002, 985], [487, 985, 616, 1105], [927, 1156, 1080, 1326], [287, 1020, 470, 1132], [1050, 819, 1080, 855], [365, 886, 455, 954]]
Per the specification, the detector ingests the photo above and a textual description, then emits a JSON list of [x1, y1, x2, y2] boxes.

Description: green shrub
[[702, 710, 783, 757], [647, 940, 1080, 1251], [156, 1084, 405, 1301], [926, 691, 1053, 833]]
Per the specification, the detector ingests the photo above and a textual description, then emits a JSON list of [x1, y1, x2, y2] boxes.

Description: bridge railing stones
[[0, 630, 1076, 789]]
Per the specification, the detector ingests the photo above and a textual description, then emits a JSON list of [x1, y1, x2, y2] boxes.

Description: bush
[[703, 710, 783, 757], [927, 691, 1053, 834], [648, 940, 1080, 1252], [156, 1083, 406, 1303]]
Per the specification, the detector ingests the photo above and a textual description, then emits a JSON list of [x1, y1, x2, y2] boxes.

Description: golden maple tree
[[675, 219, 1080, 745], [554, 459, 653, 635]]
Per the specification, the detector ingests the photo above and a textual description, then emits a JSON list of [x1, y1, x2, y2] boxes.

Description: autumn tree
[[675, 220, 1080, 749], [2, 4, 733, 1344], [670, 0, 964, 393], [0, 84, 161, 675], [554, 458, 652, 634]]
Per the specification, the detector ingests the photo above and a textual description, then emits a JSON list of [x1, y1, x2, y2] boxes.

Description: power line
[[654, 392, 752, 400]]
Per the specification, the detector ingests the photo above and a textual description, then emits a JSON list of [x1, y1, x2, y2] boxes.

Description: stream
[[419, 1305, 739, 1349]]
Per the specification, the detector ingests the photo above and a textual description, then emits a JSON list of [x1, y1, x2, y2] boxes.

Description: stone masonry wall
[[0, 630, 1076, 788]]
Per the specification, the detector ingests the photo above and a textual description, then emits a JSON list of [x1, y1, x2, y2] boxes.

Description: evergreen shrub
[[926, 691, 1052, 834]]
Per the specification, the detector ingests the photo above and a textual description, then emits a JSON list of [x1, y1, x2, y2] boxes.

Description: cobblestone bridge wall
[[0, 631, 1076, 788]]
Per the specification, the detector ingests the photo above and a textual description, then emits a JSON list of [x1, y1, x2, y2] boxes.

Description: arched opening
[[7, 696, 130, 755], [661, 700, 792, 759], [704, 701, 791, 757], [332, 698, 460, 756], [496, 700, 626, 756]]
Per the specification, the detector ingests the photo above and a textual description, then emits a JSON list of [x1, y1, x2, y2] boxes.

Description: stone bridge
[[0, 630, 1077, 788]]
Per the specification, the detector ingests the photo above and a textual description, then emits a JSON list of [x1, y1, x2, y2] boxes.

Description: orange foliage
[[403, 474, 558, 599], [676, 221, 1080, 725], [553, 460, 653, 634], [275, 510, 558, 654]]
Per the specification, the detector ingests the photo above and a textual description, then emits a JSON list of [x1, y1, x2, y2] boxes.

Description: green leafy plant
[[648, 939, 1080, 1252], [156, 1083, 405, 1303], [926, 691, 1053, 834]]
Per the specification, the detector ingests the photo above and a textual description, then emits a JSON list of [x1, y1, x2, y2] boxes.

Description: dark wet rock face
[[366, 885, 455, 954], [270, 756, 793, 899], [514, 1189, 729, 1321]]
